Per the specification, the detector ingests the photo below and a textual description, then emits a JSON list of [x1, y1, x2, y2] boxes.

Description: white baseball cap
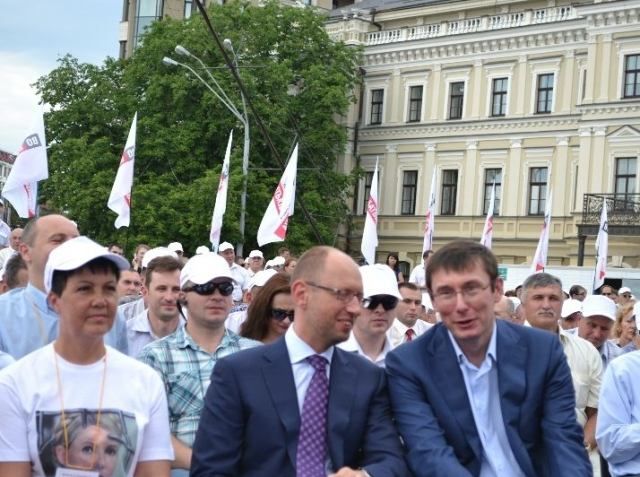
[[195, 245, 210, 255], [218, 242, 234, 252], [249, 250, 263, 259], [168, 241, 183, 253], [248, 269, 278, 290], [141, 247, 178, 269], [180, 253, 234, 289], [619, 286, 632, 295], [359, 264, 401, 299], [561, 299, 583, 319], [44, 236, 130, 293], [582, 295, 617, 321]]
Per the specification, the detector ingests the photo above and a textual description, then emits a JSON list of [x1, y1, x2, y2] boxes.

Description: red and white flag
[[2, 110, 48, 218], [593, 201, 609, 291], [530, 191, 553, 273], [108, 113, 137, 228], [422, 169, 437, 253], [210, 131, 232, 250], [257, 144, 298, 246], [480, 182, 496, 249], [361, 159, 379, 265]]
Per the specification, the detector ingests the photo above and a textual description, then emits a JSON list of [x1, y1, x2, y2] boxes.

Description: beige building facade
[[328, 0, 640, 272]]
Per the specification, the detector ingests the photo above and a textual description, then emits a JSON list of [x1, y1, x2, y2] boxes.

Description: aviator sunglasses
[[362, 294, 399, 311], [183, 281, 234, 296]]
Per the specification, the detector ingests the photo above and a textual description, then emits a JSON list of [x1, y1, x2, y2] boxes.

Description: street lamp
[[163, 43, 250, 257]]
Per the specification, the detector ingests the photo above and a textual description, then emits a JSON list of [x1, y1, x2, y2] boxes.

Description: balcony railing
[[361, 5, 576, 46], [581, 193, 640, 228]]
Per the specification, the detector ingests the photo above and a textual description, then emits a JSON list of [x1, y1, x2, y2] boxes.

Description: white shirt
[[0, 221, 10, 248], [337, 332, 391, 368], [596, 350, 640, 476], [0, 247, 17, 269], [126, 309, 185, 358], [409, 264, 426, 288], [448, 324, 526, 477], [387, 318, 432, 349], [230, 263, 250, 302], [285, 325, 333, 413], [225, 309, 248, 334]]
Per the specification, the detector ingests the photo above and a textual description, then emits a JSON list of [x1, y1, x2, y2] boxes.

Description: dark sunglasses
[[184, 281, 234, 296], [362, 295, 399, 311], [272, 308, 295, 322]]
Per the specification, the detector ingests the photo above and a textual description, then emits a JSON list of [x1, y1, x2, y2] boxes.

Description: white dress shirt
[[448, 324, 526, 477], [337, 332, 391, 368], [229, 263, 250, 303], [408, 264, 426, 288], [387, 318, 432, 349]]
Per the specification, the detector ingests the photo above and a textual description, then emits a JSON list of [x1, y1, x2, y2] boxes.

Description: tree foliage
[[35, 0, 361, 257]]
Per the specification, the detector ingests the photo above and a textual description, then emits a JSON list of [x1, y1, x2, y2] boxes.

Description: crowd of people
[[0, 212, 639, 476]]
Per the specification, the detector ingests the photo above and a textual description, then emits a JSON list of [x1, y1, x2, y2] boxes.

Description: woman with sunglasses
[[240, 273, 293, 344]]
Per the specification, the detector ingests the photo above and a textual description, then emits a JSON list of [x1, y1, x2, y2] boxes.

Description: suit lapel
[[262, 339, 301, 467], [327, 348, 356, 468], [429, 325, 483, 460]]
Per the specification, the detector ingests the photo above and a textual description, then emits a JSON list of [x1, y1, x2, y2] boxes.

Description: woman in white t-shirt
[[0, 236, 173, 477]]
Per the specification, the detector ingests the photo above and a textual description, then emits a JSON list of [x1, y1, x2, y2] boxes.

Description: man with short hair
[[0, 227, 22, 268], [387, 241, 590, 475], [388, 282, 432, 348], [521, 272, 602, 470], [0, 254, 28, 293], [409, 249, 432, 291], [494, 295, 517, 322], [0, 215, 128, 358], [600, 285, 618, 303], [339, 264, 398, 366], [127, 256, 184, 357], [578, 295, 623, 369], [570, 284, 588, 302], [191, 246, 408, 476], [247, 249, 264, 277], [117, 269, 143, 299], [108, 243, 124, 256], [218, 241, 249, 304], [561, 298, 583, 331], [139, 253, 260, 475]]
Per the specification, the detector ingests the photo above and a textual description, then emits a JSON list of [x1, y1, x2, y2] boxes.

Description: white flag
[[423, 169, 437, 253], [480, 182, 496, 249], [2, 110, 48, 218], [256, 144, 298, 246], [108, 113, 137, 228], [210, 131, 233, 250], [593, 201, 609, 291], [530, 191, 553, 273], [361, 159, 379, 265]]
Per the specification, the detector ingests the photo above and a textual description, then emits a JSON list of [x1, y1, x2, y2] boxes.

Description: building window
[[370, 89, 383, 125], [614, 157, 637, 210], [362, 171, 374, 214], [134, 0, 163, 47], [623, 54, 640, 98], [535, 73, 554, 114], [528, 167, 548, 215], [441, 170, 458, 215], [483, 168, 502, 215], [401, 171, 418, 215], [449, 82, 464, 120], [184, 0, 193, 18], [491, 78, 508, 117], [408, 86, 423, 122]]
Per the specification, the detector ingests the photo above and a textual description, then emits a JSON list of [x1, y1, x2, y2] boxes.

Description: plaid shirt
[[138, 326, 260, 446]]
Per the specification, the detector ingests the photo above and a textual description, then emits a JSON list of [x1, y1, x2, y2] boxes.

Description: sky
[[0, 1, 121, 153]]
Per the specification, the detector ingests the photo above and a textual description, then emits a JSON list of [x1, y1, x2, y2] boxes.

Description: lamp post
[[163, 43, 250, 257]]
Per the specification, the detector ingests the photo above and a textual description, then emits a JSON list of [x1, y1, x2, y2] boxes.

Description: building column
[[591, 127, 607, 192], [389, 68, 402, 124], [583, 33, 597, 104], [514, 56, 528, 116], [421, 142, 437, 215], [560, 52, 575, 114], [576, 127, 593, 212], [505, 139, 522, 216], [470, 60, 483, 119], [555, 137, 569, 215], [598, 34, 613, 102], [461, 141, 478, 215], [381, 144, 398, 215], [429, 65, 442, 120]]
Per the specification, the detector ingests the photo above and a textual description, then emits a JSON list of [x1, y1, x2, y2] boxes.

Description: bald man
[[0, 215, 128, 358]]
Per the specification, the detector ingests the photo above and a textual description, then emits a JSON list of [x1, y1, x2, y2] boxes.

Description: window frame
[[448, 82, 465, 120], [407, 85, 423, 123], [623, 54, 640, 99], [361, 171, 375, 215], [614, 157, 637, 211], [370, 89, 384, 125], [491, 78, 508, 117], [528, 167, 548, 216], [440, 169, 458, 215], [401, 170, 418, 215], [535, 73, 554, 114], [483, 168, 502, 215]]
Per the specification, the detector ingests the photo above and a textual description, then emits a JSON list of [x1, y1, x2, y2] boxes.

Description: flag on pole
[[257, 144, 298, 246], [361, 159, 379, 265], [1, 110, 48, 218], [422, 169, 437, 253], [593, 200, 609, 291], [108, 113, 137, 228], [480, 182, 496, 249], [530, 191, 553, 273], [210, 131, 233, 251]]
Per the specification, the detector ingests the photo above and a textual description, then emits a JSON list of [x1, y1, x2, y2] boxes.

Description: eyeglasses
[[272, 308, 295, 321], [431, 284, 491, 305], [183, 281, 234, 296], [362, 295, 399, 311], [306, 281, 364, 304]]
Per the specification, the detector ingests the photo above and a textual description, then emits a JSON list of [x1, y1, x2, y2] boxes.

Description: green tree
[[35, 0, 361, 257]]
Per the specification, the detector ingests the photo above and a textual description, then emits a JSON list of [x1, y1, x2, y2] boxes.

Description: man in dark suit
[[386, 240, 591, 477], [191, 246, 407, 477]]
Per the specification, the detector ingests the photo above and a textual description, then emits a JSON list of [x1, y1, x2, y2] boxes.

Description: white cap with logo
[[248, 269, 278, 290], [218, 242, 234, 252], [168, 242, 183, 253], [359, 264, 401, 299], [582, 295, 617, 321], [561, 299, 583, 319], [180, 253, 234, 289], [44, 236, 130, 293]]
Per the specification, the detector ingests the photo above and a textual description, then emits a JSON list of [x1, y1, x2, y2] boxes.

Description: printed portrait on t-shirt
[[36, 409, 138, 477]]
